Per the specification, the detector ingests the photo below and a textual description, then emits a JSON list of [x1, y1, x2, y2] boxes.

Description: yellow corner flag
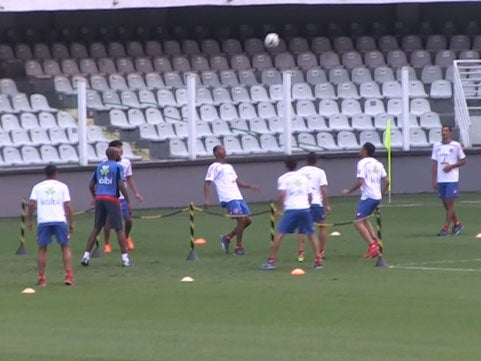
[[384, 119, 392, 202]]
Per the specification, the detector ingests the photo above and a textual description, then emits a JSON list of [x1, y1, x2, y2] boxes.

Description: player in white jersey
[[103, 140, 143, 252], [204, 145, 259, 255], [431, 125, 466, 236], [261, 158, 322, 270], [342, 142, 389, 259], [28, 165, 75, 286], [296, 152, 331, 262]]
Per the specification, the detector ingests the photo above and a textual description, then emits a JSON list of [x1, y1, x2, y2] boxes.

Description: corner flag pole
[[384, 119, 392, 204]]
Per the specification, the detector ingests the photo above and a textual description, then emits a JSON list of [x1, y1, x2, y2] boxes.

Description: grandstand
[[2, 1, 481, 216], [4, 2, 481, 166]]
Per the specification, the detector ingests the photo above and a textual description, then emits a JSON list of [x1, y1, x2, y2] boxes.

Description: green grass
[[1, 193, 481, 361]]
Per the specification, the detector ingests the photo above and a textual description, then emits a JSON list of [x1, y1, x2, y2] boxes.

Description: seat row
[[81, 82, 450, 115], [0, 142, 105, 167], [25, 50, 464, 81], [2, 18, 480, 44], [92, 94, 435, 122], [161, 126, 440, 159], [5, 33, 481, 62], [0, 124, 111, 146], [51, 68, 455, 107], [0, 110, 76, 130]]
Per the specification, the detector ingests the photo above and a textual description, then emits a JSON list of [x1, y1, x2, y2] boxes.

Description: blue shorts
[[37, 222, 69, 246], [437, 182, 459, 199], [120, 199, 130, 218], [355, 198, 380, 219], [278, 209, 314, 235], [310, 204, 326, 223], [221, 200, 251, 216]]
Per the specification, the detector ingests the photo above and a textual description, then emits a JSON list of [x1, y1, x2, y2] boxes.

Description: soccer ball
[[264, 32, 280, 48]]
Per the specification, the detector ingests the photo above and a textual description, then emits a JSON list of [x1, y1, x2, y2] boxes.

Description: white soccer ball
[[264, 32, 280, 48]]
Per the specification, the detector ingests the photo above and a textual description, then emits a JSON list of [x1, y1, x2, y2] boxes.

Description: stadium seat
[[374, 113, 397, 130], [430, 79, 452, 99], [297, 52, 318, 70], [337, 130, 359, 150], [241, 134, 262, 153], [420, 111, 442, 129], [320, 51, 341, 70], [360, 81, 382, 99], [337, 82, 360, 99], [318, 99, 340, 117], [383, 127, 403, 148], [311, 37, 332, 54], [297, 132, 319, 151], [351, 113, 374, 131], [374, 66, 395, 84], [329, 113, 351, 131], [364, 98, 385, 116], [40, 144, 63, 164], [316, 132, 340, 150], [245, 38, 266, 55], [409, 127, 430, 147], [201, 71, 222, 88], [38, 112, 58, 129], [48, 127, 71, 145], [3, 146, 25, 166], [328, 66, 350, 85], [314, 82, 337, 100], [351, 67, 373, 85], [341, 99, 362, 117], [127, 108, 146, 127], [1, 114, 21, 131], [259, 133, 281, 152], [359, 129, 383, 148], [342, 50, 363, 70], [11, 128, 33, 146], [58, 144, 79, 163], [257, 101, 277, 119], [306, 68, 328, 86], [428, 128, 442, 144]]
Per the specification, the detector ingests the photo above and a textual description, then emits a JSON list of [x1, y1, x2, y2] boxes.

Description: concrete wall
[[2, 150, 479, 218]]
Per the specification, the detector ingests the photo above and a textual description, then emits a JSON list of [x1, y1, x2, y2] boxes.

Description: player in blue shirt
[[81, 147, 133, 267]]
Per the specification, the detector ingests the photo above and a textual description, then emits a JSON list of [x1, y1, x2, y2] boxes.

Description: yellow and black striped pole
[[374, 206, 389, 268], [16, 198, 27, 255], [186, 202, 198, 261], [269, 202, 276, 244], [375, 207, 383, 253]]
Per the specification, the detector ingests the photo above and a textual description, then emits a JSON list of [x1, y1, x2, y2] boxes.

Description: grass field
[[1, 193, 481, 361]]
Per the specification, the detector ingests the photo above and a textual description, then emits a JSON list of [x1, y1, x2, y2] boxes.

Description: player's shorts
[[310, 204, 326, 223], [278, 209, 314, 235], [120, 199, 131, 218], [37, 222, 69, 246], [437, 182, 459, 199], [355, 198, 380, 220], [94, 196, 124, 230], [221, 199, 251, 216]]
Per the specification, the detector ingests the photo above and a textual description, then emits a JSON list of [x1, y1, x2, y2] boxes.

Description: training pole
[[186, 202, 198, 261], [15, 198, 27, 255], [270, 202, 276, 244], [374, 207, 389, 268]]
